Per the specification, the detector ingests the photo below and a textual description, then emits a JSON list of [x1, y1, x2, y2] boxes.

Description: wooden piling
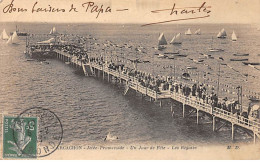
[[213, 116, 216, 131], [196, 109, 199, 124], [232, 123, 235, 141], [182, 103, 185, 118]]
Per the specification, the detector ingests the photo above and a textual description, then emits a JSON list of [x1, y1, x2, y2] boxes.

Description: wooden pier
[[27, 45, 260, 143]]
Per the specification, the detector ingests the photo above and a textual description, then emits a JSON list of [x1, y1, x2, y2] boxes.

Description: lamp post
[[236, 86, 242, 112]]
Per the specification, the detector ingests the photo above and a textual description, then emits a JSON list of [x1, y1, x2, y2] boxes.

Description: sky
[[0, 0, 259, 24]]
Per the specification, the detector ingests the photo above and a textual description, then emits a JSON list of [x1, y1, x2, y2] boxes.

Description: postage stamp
[[3, 116, 37, 158]]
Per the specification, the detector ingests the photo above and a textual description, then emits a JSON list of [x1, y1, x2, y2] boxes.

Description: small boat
[[217, 28, 227, 38], [26, 59, 34, 61], [170, 33, 182, 44], [186, 66, 197, 69], [158, 45, 166, 51], [193, 59, 204, 63], [194, 29, 201, 35], [231, 30, 237, 41], [249, 96, 260, 102], [242, 62, 260, 65], [230, 58, 248, 61], [175, 54, 187, 57], [185, 28, 192, 35], [104, 132, 118, 141], [209, 37, 224, 52], [164, 52, 179, 54], [168, 56, 175, 59], [7, 31, 19, 44], [1, 29, 9, 40], [182, 73, 191, 80], [158, 54, 167, 58], [233, 53, 249, 56], [209, 48, 224, 52], [65, 62, 70, 64], [49, 26, 58, 35], [158, 33, 167, 50], [10, 26, 28, 36]]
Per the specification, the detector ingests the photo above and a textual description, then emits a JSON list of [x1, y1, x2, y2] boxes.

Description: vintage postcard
[[0, 0, 260, 160]]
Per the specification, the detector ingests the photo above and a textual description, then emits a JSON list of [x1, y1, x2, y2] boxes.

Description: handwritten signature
[[142, 2, 211, 26]]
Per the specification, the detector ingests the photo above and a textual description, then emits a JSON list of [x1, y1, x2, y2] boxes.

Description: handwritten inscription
[[2, 0, 112, 18], [2, 0, 212, 24]]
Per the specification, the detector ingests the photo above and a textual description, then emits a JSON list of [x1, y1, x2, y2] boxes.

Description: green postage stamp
[[3, 116, 37, 158]]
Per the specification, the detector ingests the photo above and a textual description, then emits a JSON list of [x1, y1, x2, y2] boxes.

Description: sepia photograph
[[0, 0, 260, 160]]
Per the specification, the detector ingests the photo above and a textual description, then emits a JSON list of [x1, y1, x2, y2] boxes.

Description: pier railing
[[54, 49, 260, 134]]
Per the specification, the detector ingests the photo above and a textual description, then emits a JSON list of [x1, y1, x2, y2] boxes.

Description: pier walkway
[[51, 49, 260, 143], [22, 39, 260, 144]]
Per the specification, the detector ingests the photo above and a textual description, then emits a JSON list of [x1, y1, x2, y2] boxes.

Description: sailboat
[[217, 28, 227, 38], [10, 25, 28, 36], [49, 27, 58, 35], [158, 33, 167, 50], [185, 28, 192, 35], [1, 29, 9, 40], [194, 29, 201, 35], [231, 30, 237, 41], [209, 37, 224, 52], [7, 31, 19, 44], [170, 33, 182, 44]]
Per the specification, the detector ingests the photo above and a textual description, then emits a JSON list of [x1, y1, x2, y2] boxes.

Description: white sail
[[217, 28, 227, 38], [170, 36, 176, 44], [170, 33, 182, 44], [185, 28, 192, 35], [50, 27, 58, 35], [2, 29, 9, 40], [221, 28, 227, 36], [231, 30, 237, 41], [6, 36, 12, 44], [11, 31, 19, 44], [194, 29, 201, 35], [158, 33, 167, 45]]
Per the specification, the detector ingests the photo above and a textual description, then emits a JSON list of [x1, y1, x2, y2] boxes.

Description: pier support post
[[231, 123, 235, 141], [182, 103, 185, 118], [159, 100, 162, 107], [103, 71, 105, 80], [253, 132, 256, 144], [213, 116, 216, 131], [150, 97, 153, 102], [108, 73, 110, 82], [196, 109, 199, 124]]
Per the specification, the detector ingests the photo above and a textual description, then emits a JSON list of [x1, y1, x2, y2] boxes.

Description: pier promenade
[[26, 41, 260, 143]]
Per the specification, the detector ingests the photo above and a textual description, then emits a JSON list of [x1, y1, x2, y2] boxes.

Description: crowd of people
[[40, 43, 256, 121]]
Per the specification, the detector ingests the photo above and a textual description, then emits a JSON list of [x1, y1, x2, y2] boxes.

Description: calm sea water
[[0, 23, 259, 145]]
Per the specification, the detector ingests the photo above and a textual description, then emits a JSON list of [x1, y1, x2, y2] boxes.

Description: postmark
[[3, 107, 63, 158]]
